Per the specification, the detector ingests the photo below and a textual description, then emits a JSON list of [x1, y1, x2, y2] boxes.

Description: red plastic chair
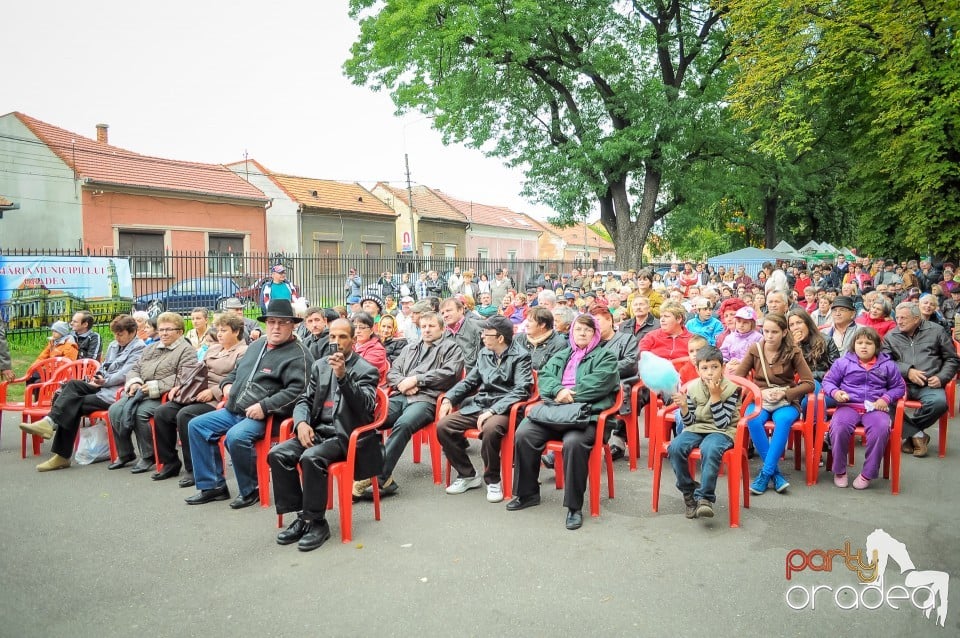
[[443, 371, 540, 499], [537, 387, 623, 518], [276, 387, 389, 542], [1, 357, 69, 441], [639, 357, 693, 471], [254, 415, 279, 508], [902, 379, 953, 458], [20, 359, 98, 457], [650, 375, 762, 528], [812, 395, 905, 494]]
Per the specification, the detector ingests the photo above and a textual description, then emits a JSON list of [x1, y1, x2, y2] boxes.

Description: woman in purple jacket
[[822, 327, 906, 490]]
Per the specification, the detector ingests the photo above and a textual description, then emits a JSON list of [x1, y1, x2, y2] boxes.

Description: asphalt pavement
[[1, 411, 957, 638]]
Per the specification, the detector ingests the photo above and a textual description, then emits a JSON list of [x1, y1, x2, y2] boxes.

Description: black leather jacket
[[445, 340, 533, 416]]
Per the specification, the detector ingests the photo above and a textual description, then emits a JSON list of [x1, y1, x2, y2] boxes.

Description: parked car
[[134, 277, 242, 316]]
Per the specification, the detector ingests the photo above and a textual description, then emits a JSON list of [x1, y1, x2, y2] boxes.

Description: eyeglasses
[[481, 332, 501, 339], [265, 319, 292, 326], [156, 328, 182, 333]]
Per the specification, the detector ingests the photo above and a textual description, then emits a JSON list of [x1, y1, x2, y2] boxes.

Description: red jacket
[[794, 275, 813, 299], [639, 328, 693, 360]]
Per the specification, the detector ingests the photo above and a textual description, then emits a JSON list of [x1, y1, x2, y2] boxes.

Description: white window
[[422, 243, 433, 257]]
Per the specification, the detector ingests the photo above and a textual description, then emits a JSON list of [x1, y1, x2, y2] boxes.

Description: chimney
[[96, 123, 109, 144]]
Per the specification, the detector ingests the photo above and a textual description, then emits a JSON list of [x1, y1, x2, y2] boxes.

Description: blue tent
[[707, 247, 796, 278]]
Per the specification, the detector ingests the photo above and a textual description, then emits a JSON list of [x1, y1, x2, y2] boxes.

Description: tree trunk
[[764, 191, 778, 248]]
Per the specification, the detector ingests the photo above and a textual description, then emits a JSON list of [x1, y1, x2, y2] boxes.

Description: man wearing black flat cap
[[823, 295, 858, 355], [185, 299, 314, 509]]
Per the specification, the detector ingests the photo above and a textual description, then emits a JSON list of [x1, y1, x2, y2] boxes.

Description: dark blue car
[[134, 277, 242, 316]]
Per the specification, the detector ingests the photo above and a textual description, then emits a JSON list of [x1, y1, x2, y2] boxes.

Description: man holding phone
[[267, 318, 380, 551]]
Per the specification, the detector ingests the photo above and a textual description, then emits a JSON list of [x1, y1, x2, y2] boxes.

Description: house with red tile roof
[[537, 220, 616, 264], [369, 182, 468, 258], [0, 111, 269, 283], [227, 160, 397, 257], [429, 189, 542, 261]]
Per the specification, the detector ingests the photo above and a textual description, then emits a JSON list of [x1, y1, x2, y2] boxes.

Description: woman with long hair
[[735, 313, 814, 495]]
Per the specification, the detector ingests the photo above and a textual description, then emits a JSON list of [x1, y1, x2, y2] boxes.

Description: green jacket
[[538, 346, 620, 417]]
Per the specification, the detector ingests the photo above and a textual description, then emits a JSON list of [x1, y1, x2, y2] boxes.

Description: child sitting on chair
[[668, 345, 742, 520], [821, 327, 905, 489]]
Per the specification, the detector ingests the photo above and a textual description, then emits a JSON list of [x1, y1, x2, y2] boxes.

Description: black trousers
[[268, 435, 346, 522], [513, 418, 595, 512], [49, 380, 112, 459], [153, 401, 216, 471]]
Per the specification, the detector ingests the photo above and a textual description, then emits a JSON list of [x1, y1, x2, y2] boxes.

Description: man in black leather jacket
[[268, 318, 380, 551], [437, 316, 533, 503]]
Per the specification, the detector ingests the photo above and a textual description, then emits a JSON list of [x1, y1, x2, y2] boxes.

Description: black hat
[[583, 290, 598, 299], [830, 296, 856, 311], [525, 286, 538, 294], [258, 299, 303, 323]]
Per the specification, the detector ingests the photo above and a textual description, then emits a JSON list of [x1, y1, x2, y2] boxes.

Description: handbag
[[526, 400, 592, 431], [172, 359, 209, 404], [756, 343, 790, 411]]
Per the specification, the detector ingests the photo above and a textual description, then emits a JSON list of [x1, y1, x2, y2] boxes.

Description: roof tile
[[12, 112, 266, 202], [270, 174, 396, 217]]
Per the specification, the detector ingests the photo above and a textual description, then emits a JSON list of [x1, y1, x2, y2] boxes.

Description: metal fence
[[2, 248, 609, 344]]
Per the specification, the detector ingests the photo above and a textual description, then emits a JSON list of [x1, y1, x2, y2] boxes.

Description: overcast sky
[[3, 1, 558, 219]]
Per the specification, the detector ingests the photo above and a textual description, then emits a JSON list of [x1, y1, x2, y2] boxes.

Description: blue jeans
[[668, 430, 734, 502], [188, 408, 265, 496], [747, 405, 800, 477], [903, 385, 948, 437]]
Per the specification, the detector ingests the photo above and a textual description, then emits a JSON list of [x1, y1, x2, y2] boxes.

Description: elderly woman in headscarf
[[507, 313, 620, 531]]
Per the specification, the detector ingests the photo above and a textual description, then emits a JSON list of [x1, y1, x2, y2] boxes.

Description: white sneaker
[[486, 482, 504, 503], [446, 475, 483, 494]]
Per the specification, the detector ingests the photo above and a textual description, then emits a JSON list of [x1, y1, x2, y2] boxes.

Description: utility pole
[[405, 153, 417, 257]]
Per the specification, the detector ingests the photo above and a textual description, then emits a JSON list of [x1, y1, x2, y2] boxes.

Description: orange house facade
[[0, 112, 268, 292]]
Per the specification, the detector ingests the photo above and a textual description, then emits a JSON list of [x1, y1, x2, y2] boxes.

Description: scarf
[[561, 315, 602, 388]]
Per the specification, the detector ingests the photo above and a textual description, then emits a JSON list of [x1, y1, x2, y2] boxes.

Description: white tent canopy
[[707, 247, 798, 278]]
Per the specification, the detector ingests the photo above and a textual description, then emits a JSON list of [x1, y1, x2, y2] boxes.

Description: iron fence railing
[[2, 248, 612, 340]]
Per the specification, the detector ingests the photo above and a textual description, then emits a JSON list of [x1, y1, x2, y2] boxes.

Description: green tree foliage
[[345, 1, 733, 268], [725, 0, 960, 258]]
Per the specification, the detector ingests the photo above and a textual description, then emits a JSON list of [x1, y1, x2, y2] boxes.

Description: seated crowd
[[8, 253, 960, 550]]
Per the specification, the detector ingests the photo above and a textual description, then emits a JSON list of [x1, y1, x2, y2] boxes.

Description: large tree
[[725, 0, 960, 259], [345, 1, 733, 268]]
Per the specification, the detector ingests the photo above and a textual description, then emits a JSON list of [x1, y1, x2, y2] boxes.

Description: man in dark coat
[[268, 318, 380, 551]]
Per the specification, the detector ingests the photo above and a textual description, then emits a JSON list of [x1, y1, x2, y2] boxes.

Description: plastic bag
[[75, 422, 111, 465]]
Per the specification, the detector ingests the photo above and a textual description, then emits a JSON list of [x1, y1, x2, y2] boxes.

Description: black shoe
[[541, 452, 555, 469], [151, 461, 182, 480], [277, 517, 310, 545], [184, 485, 230, 505], [565, 509, 583, 530], [610, 445, 625, 461], [178, 474, 195, 489], [683, 493, 698, 519], [298, 520, 331, 552], [505, 495, 541, 511], [130, 459, 156, 474], [229, 491, 260, 510], [107, 455, 135, 470]]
